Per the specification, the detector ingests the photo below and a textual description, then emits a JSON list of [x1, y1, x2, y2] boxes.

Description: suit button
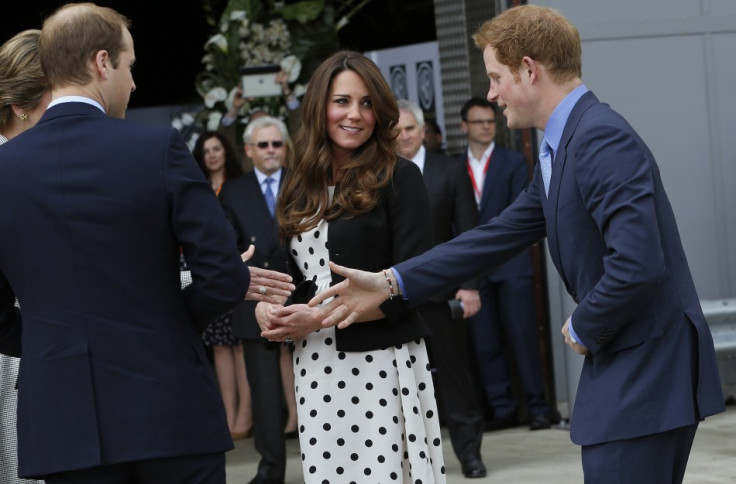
[[250, 236, 256, 242], [263, 261, 270, 268]]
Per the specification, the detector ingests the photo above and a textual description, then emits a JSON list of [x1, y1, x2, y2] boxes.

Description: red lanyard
[[467, 151, 492, 202]]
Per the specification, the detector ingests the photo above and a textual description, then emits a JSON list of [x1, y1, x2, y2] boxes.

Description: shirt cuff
[[391, 267, 409, 301], [568, 317, 581, 345]]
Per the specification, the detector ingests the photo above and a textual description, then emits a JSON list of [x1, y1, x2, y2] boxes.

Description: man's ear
[[94, 50, 110, 79], [520, 56, 538, 83]]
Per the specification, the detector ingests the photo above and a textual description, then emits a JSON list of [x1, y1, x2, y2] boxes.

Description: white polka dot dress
[[289, 218, 446, 484]]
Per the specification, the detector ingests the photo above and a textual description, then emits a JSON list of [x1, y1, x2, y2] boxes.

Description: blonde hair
[[473, 5, 582, 83], [0, 29, 48, 130]]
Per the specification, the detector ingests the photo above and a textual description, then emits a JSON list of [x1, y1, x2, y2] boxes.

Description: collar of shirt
[[47, 96, 105, 113], [254, 167, 282, 194], [467, 141, 494, 166], [541, 84, 588, 154], [408, 144, 426, 174]]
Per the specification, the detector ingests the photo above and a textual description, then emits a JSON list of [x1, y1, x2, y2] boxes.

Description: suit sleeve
[[396, 179, 546, 306], [164, 129, 250, 329], [568, 121, 665, 351]]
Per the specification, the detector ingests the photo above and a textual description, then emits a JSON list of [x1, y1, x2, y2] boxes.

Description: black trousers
[[420, 301, 484, 464]]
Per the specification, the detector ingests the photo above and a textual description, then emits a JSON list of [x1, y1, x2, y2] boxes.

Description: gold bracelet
[[383, 269, 395, 300]]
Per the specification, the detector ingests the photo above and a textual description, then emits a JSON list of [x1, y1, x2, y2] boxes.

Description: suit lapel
[[544, 91, 599, 272]]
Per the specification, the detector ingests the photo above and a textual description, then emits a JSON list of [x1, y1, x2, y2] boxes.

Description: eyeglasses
[[467, 119, 496, 126], [252, 141, 285, 149]]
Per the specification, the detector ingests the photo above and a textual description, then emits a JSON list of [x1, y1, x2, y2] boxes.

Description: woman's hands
[[258, 303, 325, 343]]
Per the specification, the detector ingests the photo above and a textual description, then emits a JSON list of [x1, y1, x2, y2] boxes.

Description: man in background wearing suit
[[396, 99, 487, 479], [459, 97, 555, 431], [311, 5, 725, 483], [219, 116, 292, 484], [0, 4, 293, 483]]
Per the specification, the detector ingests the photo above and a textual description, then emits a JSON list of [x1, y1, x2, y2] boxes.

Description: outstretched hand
[[308, 262, 389, 329], [242, 245, 295, 303]]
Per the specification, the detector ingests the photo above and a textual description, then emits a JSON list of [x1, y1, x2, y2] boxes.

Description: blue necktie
[[264, 177, 275, 217], [539, 138, 553, 197]]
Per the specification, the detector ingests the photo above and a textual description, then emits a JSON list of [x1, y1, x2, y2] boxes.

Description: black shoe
[[529, 413, 552, 431], [461, 458, 487, 478], [485, 415, 519, 431]]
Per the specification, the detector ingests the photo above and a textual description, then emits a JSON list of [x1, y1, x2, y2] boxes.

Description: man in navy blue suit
[[459, 97, 555, 431], [0, 4, 293, 483], [310, 5, 725, 483]]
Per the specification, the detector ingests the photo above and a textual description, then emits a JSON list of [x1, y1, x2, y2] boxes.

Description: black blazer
[[287, 158, 433, 351], [219, 170, 289, 340], [421, 151, 478, 301]]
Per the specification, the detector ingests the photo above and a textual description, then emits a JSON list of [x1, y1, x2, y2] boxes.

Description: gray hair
[[397, 99, 425, 127], [242, 115, 291, 145]]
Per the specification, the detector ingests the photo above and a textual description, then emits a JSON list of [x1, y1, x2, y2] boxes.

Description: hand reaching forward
[[308, 262, 391, 329], [241, 245, 295, 303]]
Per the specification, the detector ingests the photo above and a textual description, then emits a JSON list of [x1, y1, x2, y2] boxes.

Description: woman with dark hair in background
[[191, 131, 253, 440]]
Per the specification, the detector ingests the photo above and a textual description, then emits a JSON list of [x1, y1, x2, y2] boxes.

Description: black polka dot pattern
[[288, 218, 446, 482]]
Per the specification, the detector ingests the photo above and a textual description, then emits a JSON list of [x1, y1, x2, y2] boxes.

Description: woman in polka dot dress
[[256, 50, 447, 483]]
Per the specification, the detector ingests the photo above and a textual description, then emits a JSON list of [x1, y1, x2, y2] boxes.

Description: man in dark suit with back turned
[[0, 4, 293, 483], [313, 5, 725, 483], [459, 97, 555, 431], [396, 99, 487, 479], [219, 115, 292, 484]]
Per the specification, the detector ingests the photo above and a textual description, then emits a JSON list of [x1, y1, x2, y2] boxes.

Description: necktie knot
[[264, 177, 276, 217]]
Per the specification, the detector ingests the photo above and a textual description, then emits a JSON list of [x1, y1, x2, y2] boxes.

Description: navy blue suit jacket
[[219, 171, 288, 340], [395, 91, 725, 445], [0, 102, 250, 477]]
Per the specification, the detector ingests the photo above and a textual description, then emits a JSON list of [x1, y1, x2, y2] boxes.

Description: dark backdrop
[[3, 0, 435, 108]]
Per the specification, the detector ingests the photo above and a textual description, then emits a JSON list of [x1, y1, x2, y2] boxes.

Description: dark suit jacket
[[287, 158, 433, 352], [461, 146, 535, 282], [219, 170, 288, 339], [0, 102, 250, 477], [421, 151, 478, 301], [394, 91, 725, 445]]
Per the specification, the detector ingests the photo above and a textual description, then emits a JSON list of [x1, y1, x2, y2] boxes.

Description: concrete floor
[[225, 404, 736, 483]]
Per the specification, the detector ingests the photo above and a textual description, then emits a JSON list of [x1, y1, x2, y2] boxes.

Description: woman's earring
[[19, 113, 28, 121]]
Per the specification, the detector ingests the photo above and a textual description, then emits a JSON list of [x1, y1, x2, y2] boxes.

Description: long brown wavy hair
[[277, 50, 399, 239]]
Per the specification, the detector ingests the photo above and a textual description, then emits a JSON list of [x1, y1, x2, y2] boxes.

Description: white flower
[[280, 55, 301, 83], [293, 83, 307, 98], [181, 112, 195, 126], [336, 16, 349, 31], [205, 33, 228, 53], [204, 87, 228, 108], [207, 111, 223, 131], [230, 10, 247, 22]]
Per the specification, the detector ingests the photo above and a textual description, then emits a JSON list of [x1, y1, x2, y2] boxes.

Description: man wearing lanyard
[[459, 97, 556, 431]]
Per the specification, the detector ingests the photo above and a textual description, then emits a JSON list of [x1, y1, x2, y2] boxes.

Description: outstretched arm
[[309, 262, 395, 328]]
